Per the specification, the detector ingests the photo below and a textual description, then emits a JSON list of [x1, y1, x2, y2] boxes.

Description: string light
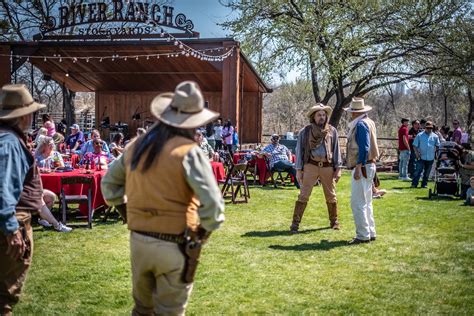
[[3, 30, 236, 64]]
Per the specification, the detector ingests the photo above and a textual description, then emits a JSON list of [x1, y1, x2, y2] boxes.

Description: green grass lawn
[[15, 172, 473, 315]]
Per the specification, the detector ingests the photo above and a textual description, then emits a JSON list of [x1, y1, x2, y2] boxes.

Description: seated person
[[466, 176, 474, 206], [80, 138, 114, 169], [439, 152, 454, 168], [109, 132, 125, 157], [195, 129, 220, 162], [34, 127, 48, 147], [80, 129, 110, 157], [37, 189, 72, 232], [65, 123, 84, 153], [35, 136, 64, 169], [261, 134, 299, 188]]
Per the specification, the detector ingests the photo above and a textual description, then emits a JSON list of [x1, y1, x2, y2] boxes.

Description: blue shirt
[[0, 132, 31, 235], [263, 143, 291, 168], [80, 139, 110, 156], [355, 121, 370, 164], [65, 131, 84, 151], [413, 131, 440, 161]]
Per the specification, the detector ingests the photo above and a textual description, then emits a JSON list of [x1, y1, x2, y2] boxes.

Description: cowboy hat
[[307, 103, 332, 119], [150, 81, 219, 129], [0, 84, 46, 119], [344, 97, 372, 113]]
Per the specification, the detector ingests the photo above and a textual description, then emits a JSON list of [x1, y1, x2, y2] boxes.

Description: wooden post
[[0, 45, 11, 86], [221, 41, 241, 131]]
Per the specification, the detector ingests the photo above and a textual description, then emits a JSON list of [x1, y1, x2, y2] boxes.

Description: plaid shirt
[[263, 143, 291, 168]]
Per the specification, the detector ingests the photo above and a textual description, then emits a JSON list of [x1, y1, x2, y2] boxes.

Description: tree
[[0, 0, 81, 128], [221, 0, 471, 128]]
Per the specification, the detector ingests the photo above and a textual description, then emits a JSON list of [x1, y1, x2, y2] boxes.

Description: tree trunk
[[468, 87, 473, 143], [309, 56, 321, 103], [63, 85, 76, 135], [443, 94, 448, 126]]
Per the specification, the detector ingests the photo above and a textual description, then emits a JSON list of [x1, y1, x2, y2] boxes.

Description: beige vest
[[346, 117, 379, 168], [124, 136, 199, 235]]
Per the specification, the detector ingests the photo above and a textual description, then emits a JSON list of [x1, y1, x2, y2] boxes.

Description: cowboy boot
[[326, 202, 340, 230], [290, 201, 307, 233]]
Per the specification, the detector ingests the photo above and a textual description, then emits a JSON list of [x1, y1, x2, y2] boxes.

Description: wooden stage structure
[[0, 39, 271, 143]]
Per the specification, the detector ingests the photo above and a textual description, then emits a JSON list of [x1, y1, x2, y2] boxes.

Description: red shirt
[[398, 125, 409, 150]]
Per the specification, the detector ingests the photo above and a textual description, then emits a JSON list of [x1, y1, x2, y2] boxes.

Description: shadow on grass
[[391, 186, 415, 190], [415, 196, 462, 202], [241, 227, 331, 238], [269, 239, 348, 251]]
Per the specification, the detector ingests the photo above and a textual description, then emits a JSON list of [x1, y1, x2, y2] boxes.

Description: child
[[465, 176, 474, 206], [439, 152, 454, 168]]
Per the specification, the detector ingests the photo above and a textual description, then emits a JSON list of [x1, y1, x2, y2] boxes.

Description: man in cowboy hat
[[345, 97, 380, 245], [0, 84, 46, 314], [290, 103, 342, 233], [101, 81, 224, 315]]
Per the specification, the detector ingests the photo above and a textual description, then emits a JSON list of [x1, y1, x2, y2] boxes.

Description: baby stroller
[[428, 141, 461, 199]]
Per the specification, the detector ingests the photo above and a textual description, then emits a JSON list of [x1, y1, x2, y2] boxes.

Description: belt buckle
[[317, 161, 323, 167]]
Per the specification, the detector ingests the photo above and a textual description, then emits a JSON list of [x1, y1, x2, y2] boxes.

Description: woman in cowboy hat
[[290, 103, 343, 233], [0, 84, 46, 314], [101, 81, 225, 315], [344, 97, 380, 245]]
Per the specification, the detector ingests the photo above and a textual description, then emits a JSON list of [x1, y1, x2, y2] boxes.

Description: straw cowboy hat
[[344, 97, 372, 113], [307, 103, 332, 119], [0, 84, 46, 119], [150, 81, 219, 129]]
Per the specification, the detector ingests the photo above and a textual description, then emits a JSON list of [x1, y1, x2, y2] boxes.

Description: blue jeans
[[411, 159, 434, 187], [408, 150, 417, 178], [398, 150, 410, 178], [273, 160, 299, 188]]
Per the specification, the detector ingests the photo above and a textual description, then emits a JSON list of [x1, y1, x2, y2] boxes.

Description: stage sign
[[33, 0, 198, 40]]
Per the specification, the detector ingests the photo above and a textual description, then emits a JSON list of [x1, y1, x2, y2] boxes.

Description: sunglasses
[[93, 142, 102, 145]]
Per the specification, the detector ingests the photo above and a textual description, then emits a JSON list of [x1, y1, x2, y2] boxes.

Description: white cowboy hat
[[0, 84, 46, 119], [344, 97, 372, 113], [307, 103, 332, 119], [150, 81, 219, 129]]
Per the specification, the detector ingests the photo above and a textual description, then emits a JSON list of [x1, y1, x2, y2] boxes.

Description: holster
[[19, 221, 31, 260], [115, 204, 127, 224], [180, 227, 211, 283]]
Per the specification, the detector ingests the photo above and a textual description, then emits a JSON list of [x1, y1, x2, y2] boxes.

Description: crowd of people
[[397, 117, 473, 202], [1, 81, 471, 315]]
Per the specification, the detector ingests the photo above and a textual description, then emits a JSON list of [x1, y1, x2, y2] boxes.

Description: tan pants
[[0, 211, 33, 316], [298, 163, 337, 203], [130, 232, 193, 316]]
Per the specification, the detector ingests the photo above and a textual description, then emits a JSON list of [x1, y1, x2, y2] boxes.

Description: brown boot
[[327, 202, 340, 230], [290, 201, 307, 233]]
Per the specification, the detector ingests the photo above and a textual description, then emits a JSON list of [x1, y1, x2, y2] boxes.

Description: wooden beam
[[0, 45, 10, 86], [221, 42, 241, 130]]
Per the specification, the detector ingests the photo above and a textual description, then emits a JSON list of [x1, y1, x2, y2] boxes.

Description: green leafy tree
[[221, 0, 471, 127]]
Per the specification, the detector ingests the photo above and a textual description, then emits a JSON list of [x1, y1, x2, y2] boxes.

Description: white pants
[[350, 163, 376, 240]]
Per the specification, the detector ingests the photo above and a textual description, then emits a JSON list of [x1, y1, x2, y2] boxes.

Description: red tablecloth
[[41, 169, 106, 216], [211, 161, 225, 182]]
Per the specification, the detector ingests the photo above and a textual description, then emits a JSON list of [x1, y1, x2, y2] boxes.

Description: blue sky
[[170, 0, 235, 38]]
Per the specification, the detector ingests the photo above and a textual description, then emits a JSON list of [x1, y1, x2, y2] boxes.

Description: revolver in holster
[[180, 227, 211, 283]]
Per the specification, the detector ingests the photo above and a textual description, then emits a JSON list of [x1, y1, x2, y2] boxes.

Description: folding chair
[[263, 156, 292, 188], [60, 176, 94, 228], [219, 162, 250, 203]]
